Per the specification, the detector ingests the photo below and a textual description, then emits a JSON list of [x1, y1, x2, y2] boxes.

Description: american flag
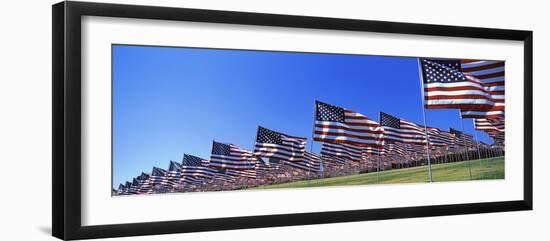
[[426, 127, 451, 147], [128, 178, 139, 194], [165, 161, 182, 187], [225, 169, 257, 178], [314, 101, 384, 147], [384, 141, 407, 156], [474, 118, 505, 133], [364, 145, 386, 156], [284, 151, 322, 172], [150, 167, 168, 187], [182, 154, 208, 166], [123, 181, 132, 195], [116, 184, 125, 195], [179, 165, 218, 184], [380, 112, 427, 145], [450, 128, 474, 147], [405, 143, 427, 155], [136, 172, 152, 194], [439, 130, 458, 147], [461, 107, 505, 119], [420, 58, 505, 116], [255, 157, 276, 172], [210, 170, 237, 183], [210, 141, 256, 170], [320, 142, 363, 162], [487, 131, 505, 146], [176, 155, 217, 184], [254, 126, 306, 162]]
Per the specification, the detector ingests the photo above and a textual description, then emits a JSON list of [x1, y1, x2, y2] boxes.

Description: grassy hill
[[254, 157, 504, 189]]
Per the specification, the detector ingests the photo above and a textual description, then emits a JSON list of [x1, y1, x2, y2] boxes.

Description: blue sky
[[112, 45, 493, 188]]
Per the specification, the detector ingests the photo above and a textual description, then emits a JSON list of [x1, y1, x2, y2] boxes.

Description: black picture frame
[[52, 1, 533, 240]]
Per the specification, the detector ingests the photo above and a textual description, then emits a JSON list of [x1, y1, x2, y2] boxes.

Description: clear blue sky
[[112, 45, 494, 188]]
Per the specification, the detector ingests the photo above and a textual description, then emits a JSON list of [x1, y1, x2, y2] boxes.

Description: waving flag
[[255, 157, 276, 171], [460, 107, 505, 119], [440, 130, 458, 147], [254, 126, 306, 162], [284, 151, 322, 172], [474, 118, 505, 132], [210, 141, 256, 170], [179, 165, 217, 182], [320, 142, 363, 162], [487, 131, 505, 146], [126, 178, 139, 194], [116, 184, 126, 195], [364, 145, 385, 156], [426, 127, 450, 147], [150, 167, 168, 187], [123, 181, 132, 195], [182, 154, 208, 166], [136, 172, 152, 194], [314, 101, 384, 147], [384, 141, 406, 156], [420, 58, 504, 115], [380, 112, 427, 145], [450, 128, 474, 147], [164, 161, 182, 187], [226, 169, 257, 178]]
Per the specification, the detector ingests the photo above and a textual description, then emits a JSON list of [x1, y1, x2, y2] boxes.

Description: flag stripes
[[314, 101, 384, 147], [380, 112, 427, 145], [210, 141, 256, 170], [320, 142, 363, 162], [420, 58, 504, 114], [254, 126, 306, 162]]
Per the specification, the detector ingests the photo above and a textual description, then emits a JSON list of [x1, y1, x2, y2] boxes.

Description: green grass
[[253, 157, 504, 189]]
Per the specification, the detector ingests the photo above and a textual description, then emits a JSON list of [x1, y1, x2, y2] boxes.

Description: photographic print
[[53, 3, 532, 239], [112, 45, 505, 196]]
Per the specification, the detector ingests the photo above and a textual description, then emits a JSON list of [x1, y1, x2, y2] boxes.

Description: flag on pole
[[136, 172, 152, 194], [255, 157, 276, 172], [182, 154, 209, 166], [320, 142, 363, 162], [450, 128, 474, 147], [474, 118, 505, 132], [254, 126, 306, 162], [123, 181, 132, 195], [313, 101, 384, 147], [487, 130, 505, 146], [150, 167, 168, 187], [179, 165, 218, 183], [181, 154, 240, 183], [364, 145, 386, 156], [165, 161, 182, 187], [283, 151, 322, 172], [460, 107, 505, 119], [419, 58, 504, 115], [380, 112, 427, 145], [426, 126, 452, 147], [210, 141, 257, 170], [116, 183, 126, 195], [126, 178, 139, 194]]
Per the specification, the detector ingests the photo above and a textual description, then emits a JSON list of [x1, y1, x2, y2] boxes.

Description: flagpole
[[417, 59, 433, 182], [309, 100, 318, 186], [472, 119, 484, 179], [459, 111, 473, 180], [377, 152, 380, 183]]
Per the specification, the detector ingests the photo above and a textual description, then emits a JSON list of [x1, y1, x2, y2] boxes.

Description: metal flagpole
[[309, 100, 319, 186], [472, 119, 484, 179], [417, 59, 433, 182], [444, 146, 448, 163], [459, 111, 473, 180], [377, 153, 381, 183]]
